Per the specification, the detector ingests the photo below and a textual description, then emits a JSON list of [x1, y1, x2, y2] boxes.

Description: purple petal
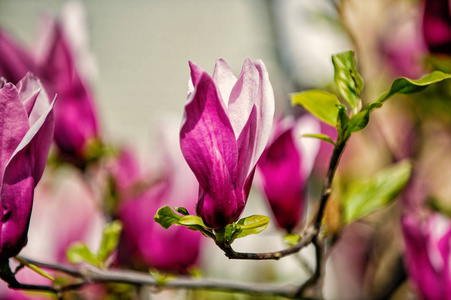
[[180, 72, 237, 197], [16, 74, 52, 126], [0, 83, 30, 183], [0, 30, 35, 83], [236, 106, 257, 186], [422, 0, 451, 54]]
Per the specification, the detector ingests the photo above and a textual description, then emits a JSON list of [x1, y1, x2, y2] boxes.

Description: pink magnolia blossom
[[422, 0, 451, 54], [402, 213, 451, 300], [257, 116, 319, 232], [180, 58, 275, 229], [0, 74, 55, 259], [116, 119, 202, 273], [0, 6, 100, 166]]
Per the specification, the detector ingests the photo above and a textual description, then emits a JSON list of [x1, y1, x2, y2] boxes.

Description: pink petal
[[0, 29, 35, 83], [180, 72, 237, 197], [17, 74, 52, 126], [212, 58, 237, 109], [227, 58, 259, 139], [293, 115, 321, 178], [0, 83, 30, 183], [250, 59, 275, 169]]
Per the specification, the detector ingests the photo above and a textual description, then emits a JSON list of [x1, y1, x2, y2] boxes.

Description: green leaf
[[347, 102, 382, 133], [154, 206, 183, 229], [332, 51, 364, 110], [336, 104, 349, 140], [377, 71, 451, 103], [14, 257, 54, 281], [235, 215, 270, 239], [179, 215, 207, 227], [224, 223, 238, 244], [97, 220, 123, 263], [66, 242, 100, 267], [291, 90, 341, 126], [343, 161, 412, 224], [175, 206, 190, 216], [283, 234, 301, 247], [302, 134, 335, 145]]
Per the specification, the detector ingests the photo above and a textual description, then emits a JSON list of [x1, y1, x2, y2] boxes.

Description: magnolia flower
[[422, 0, 451, 54], [0, 4, 100, 166], [0, 74, 55, 259], [180, 58, 275, 229], [257, 115, 319, 232], [116, 118, 202, 273], [402, 213, 451, 300]]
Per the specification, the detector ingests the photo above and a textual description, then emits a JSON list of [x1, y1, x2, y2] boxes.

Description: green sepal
[[332, 51, 364, 111], [291, 90, 341, 126], [149, 269, 175, 285], [283, 234, 301, 247], [235, 215, 270, 239], [175, 206, 190, 216], [154, 206, 183, 229], [14, 256, 55, 281], [97, 220, 123, 263], [343, 160, 412, 224], [179, 215, 207, 227], [302, 134, 335, 146], [66, 242, 101, 267]]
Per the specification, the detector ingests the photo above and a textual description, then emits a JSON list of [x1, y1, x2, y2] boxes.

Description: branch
[[3, 256, 307, 299]]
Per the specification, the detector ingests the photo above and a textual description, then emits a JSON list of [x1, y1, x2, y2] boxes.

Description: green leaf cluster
[[154, 206, 270, 245], [66, 220, 123, 268], [291, 51, 451, 144]]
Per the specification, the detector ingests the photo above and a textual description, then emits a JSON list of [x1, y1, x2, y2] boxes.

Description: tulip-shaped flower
[[257, 116, 319, 232], [180, 59, 275, 229], [402, 213, 451, 300], [422, 0, 451, 54], [0, 74, 55, 259]]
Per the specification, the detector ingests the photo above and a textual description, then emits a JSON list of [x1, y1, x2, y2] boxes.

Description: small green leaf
[[347, 102, 382, 133], [377, 71, 451, 103], [283, 234, 301, 247], [336, 104, 349, 140], [224, 223, 238, 244], [291, 90, 341, 126], [14, 257, 54, 281], [343, 161, 412, 224], [97, 220, 123, 263], [155, 206, 182, 229], [149, 269, 175, 285], [175, 206, 190, 216], [235, 215, 270, 239], [66, 242, 100, 267], [332, 51, 364, 110], [302, 134, 335, 145], [179, 215, 207, 227]]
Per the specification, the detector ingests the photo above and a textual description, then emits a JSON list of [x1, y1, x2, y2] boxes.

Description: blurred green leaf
[[291, 90, 341, 126], [377, 71, 451, 103], [302, 134, 335, 145], [154, 206, 183, 229], [283, 234, 301, 247], [336, 104, 349, 140], [235, 215, 270, 239], [66, 242, 100, 267], [14, 257, 54, 281], [332, 51, 364, 110], [346, 102, 382, 134], [343, 161, 412, 224], [224, 223, 238, 244], [97, 220, 123, 263]]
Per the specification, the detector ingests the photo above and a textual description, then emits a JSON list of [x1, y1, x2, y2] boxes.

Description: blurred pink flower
[[402, 213, 451, 300], [257, 115, 319, 232], [422, 0, 451, 54], [0, 4, 100, 166], [116, 119, 202, 273], [180, 58, 275, 229], [0, 74, 55, 260]]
